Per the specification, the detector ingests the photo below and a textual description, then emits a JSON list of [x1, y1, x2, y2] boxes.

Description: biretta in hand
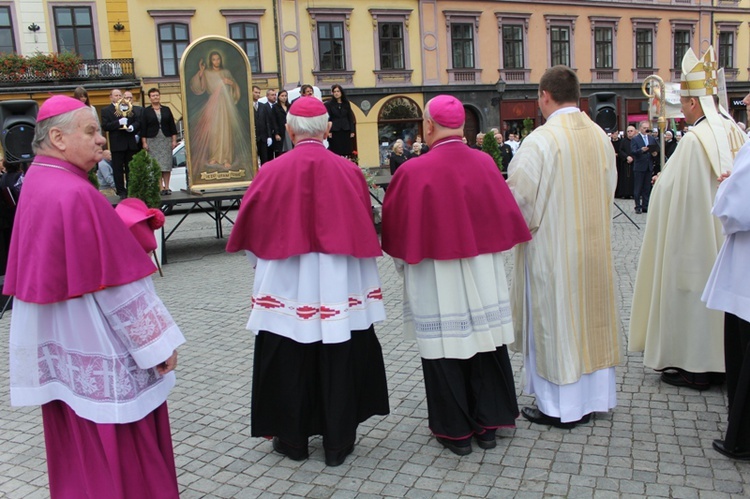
[[37, 95, 87, 122], [289, 96, 327, 117], [428, 95, 465, 129], [115, 198, 166, 253]]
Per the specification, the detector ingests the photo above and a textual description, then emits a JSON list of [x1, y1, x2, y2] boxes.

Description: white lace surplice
[[246, 252, 386, 344], [396, 252, 515, 360], [10, 277, 185, 424]]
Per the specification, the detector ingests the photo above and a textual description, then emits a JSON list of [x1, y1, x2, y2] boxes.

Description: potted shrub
[[481, 131, 504, 172], [127, 150, 162, 208]]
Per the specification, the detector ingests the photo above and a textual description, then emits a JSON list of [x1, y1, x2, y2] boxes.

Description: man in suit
[[252, 86, 272, 165], [630, 121, 659, 213], [101, 88, 141, 198]]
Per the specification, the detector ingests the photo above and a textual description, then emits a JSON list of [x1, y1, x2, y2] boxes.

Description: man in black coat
[[101, 88, 141, 198], [253, 86, 272, 165], [616, 126, 635, 199], [630, 121, 659, 213]]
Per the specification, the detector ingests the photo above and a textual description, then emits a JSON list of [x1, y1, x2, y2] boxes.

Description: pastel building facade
[[1, 0, 750, 166]]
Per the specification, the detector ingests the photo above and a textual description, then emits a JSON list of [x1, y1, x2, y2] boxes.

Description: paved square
[[0, 202, 748, 498]]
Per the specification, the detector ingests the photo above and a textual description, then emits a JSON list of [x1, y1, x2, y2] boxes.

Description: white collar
[[547, 106, 580, 120]]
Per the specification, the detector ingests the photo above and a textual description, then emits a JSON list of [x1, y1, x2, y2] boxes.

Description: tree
[[522, 117, 535, 139], [127, 150, 162, 208], [481, 131, 503, 171], [87, 168, 99, 189]]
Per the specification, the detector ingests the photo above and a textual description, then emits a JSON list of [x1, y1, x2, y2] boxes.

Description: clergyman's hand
[[156, 350, 178, 375]]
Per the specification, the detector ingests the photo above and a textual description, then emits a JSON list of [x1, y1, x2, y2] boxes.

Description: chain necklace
[[296, 139, 324, 146], [33, 162, 73, 173], [430, 138, 463, 150]]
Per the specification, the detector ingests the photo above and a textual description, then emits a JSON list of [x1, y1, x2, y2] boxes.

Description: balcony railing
[[499, 69, 530, 84], [448, 68, 481, 84], [591, 68, 619, 83], [0, 58, 135, 86], [632, 68, 658, 82]]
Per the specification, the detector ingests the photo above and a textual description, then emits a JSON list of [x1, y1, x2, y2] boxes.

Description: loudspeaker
[[589, 92, 617, 133], [0, 100, 38, 165]]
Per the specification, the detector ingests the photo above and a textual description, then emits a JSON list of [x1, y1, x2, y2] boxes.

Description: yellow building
[[0, 0, 141, 108], [2, 1, 750, 166]]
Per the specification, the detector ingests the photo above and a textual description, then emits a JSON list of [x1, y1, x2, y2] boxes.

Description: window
[[377, 96, 423, 167], [308, 8, 353, 84], [158, 23, 189, 77], [718, 31, 734, 68], [550, 27, 570, 66], [149, 10, 194, 78], [318, 22, 345, 71], [0, 6, 14, 54], [379, 23, 404, 70], [673, 29, 691, 68], [229, 22, 260, 73], [545, 15, 577, 68], [635, 29, 653, 68], [370, 9, 412, 86], [53, 6, 96, 59], [502, 26, 523, 69], [451, 23, 474, 69], [444, 11, 481, 82], [221, 10, 266, 76], [715, 22, 740, 76], [496, 14, 530, 83], [594, 27, 613, 69]]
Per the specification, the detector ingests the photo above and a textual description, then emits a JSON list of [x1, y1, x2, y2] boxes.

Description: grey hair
[[392, 139, 404, 152], [32, 108, 88, 154], [286, 112, 329, 137]]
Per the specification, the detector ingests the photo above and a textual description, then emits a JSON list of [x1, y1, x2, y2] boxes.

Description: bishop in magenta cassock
[[4, 95, 185, 498], [382, 95, 531, 455], [227, 97, 389, 467]]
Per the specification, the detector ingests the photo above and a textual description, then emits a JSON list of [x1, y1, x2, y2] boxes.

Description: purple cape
[[226, 140, 382, 259], [3, 155, 157, 303], [382, 137, 531, 264]]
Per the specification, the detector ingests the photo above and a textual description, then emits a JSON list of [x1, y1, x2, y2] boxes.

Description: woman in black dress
[[325, 84, 356, 157], [272, 89, 292, 156]]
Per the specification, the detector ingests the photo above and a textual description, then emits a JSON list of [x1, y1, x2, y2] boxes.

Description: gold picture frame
[[179, 35, 257, 193]]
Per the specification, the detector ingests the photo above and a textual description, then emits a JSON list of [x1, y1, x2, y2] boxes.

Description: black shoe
[[642, 208, 648, 213], [475, 430, 497, 450], [660, 371, 710, 391], [712, 439, 750, 461], [521, 406, 591, 429], [635, 208, 642, 214], [272, 437, 308, 461], [436, 436, 472, 456], [324, 443, 354, 467]]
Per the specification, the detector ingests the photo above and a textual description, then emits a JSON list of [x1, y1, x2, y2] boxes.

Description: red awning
[[627, 114, 650, 123]]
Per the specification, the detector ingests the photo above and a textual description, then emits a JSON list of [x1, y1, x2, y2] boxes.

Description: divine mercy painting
[[180, 36, 256, 192]]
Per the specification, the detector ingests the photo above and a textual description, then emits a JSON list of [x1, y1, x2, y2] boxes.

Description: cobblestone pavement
[[1, 201, 749, 498]]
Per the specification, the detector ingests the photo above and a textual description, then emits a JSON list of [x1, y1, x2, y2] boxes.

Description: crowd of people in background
[[252, 83, 360, 165]]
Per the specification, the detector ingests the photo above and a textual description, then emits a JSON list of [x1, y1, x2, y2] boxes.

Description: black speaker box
[[0, 100, 38, 164], [589, 92, 618, 133]]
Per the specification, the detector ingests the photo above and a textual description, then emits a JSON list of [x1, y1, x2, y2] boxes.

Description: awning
[[627, 114, 649, 123]]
